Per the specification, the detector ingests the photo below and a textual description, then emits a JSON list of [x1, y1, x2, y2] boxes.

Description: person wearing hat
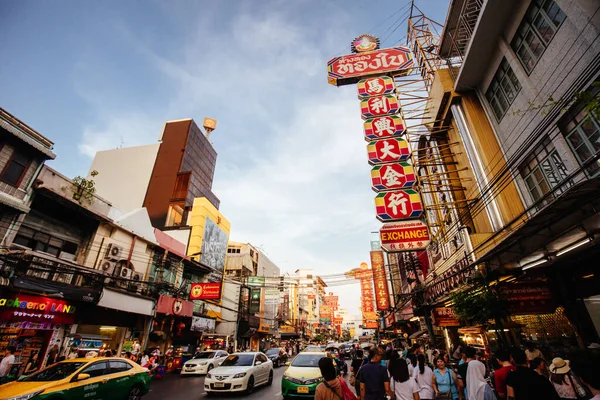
[[549, 357, 589, 400]]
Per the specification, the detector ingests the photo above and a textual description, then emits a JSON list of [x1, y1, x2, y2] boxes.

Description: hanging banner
[[357, 76, 396, 98], [371, 162, 417, 190], [380, 220, 431, 252], [360, 95, 401, 119], [370, 251, 391, 310], [367, 137, 411, 163], [327, 47, 414, 86], [375, 189, 424, 221]]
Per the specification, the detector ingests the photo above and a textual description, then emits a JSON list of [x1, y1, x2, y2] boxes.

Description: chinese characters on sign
[[360, 95, 401, 119], [375, 189, 424, 221], [370, 251, 391, 310], [364, 116, 406, 140], [367, 137, 411, 162], [371, 162, 417, 190], [431, 308, 461, 327], [357, 76, 396, 98], [379, 220, 431, 252]]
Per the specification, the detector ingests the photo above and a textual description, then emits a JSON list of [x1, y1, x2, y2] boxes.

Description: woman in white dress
[[389, 358, 420, 400], [413, 353, 435, 400]]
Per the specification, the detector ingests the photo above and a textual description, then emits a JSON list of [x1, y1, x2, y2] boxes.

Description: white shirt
[[0, 355, 15, 376], [413, 365, 435, 399], [391, 376, 419, 400]]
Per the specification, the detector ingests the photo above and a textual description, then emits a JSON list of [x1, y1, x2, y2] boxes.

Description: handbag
[[435, 369, 454, 400], [325, 380, 357, 400], [350, 359, 364, 386]]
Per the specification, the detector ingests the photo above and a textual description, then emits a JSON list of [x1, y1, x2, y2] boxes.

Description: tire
[[267, 370, 273, 386], [246, 375, 255, 394], [274, 359, 279, 368], [128, 385, 143, 400]]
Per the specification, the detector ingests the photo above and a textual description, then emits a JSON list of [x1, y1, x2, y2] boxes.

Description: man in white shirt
[[570, 350, 600, 400], [0, 346, 16, 378]]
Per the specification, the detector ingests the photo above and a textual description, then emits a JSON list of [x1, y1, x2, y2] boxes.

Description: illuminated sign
[[0, 295, 76, 324], [190, 283, 222, 300], [371, 162, 417, 191], [327, 47, 414, 86], [370, 251, 390, 310], [357, 76, 395, 98], [367, 137, 410, 162], [379, 220, 431, 252], [360, 95, 401, 119], [375, 189, 423, 221]]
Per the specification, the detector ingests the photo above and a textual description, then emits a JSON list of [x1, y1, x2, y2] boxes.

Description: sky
[[0, 0, 449, 315]]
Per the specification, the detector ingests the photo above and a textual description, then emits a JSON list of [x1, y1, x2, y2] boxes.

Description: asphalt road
[[144, 359, 353, 400]]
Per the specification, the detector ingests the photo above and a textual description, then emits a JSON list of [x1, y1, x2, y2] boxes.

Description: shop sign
[[324, 296, 339, 303], [258, 324, 271, 333], [156, 295, 194, 317], [423, 257, 470, 302], [370, 251, 391, 310], [364, 116, 406, 141], [385, 313, 396, 327], [431, 308, 461, 327], [191, 316, 216, 332], [498, 282, 556, 315], [365, 320, 379, 329], [371, 241, 381, 250], [189, 282, 222, 300], [307, 294, 316, 300], [327, 47, 414, 87], [375, 189, 423, 221], [379, 220, 431, 252], [360, 95, 401, 119], [0, 321, 60, 330], [249, 288, 261, 314], [248, 276, 265, 287], [319, 317, 331, 325], [355, 269, 373, 279], [333, 317, 343, 325], [280, 325, 296, 333], [371, 162, 416, 191], [357, 76, 395, 98], [0, 295, 76, 325], [367, 137, 410, 162], [264, 289, 281, 305]]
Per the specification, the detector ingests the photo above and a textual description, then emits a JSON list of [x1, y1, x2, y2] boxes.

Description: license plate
[[297, 386, 309, 393], [214, 382, 225, 388]]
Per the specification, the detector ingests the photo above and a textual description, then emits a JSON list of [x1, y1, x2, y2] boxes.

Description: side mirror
[[255, 361, 262, 366], [77, 373, 91, 381], [285, 362, 290, 366]]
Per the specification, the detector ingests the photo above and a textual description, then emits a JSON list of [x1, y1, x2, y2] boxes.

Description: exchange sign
[[371, 162, 416, 191], [327, 47, 414, 87], [379, 220, 431, 252], [357, 76, 395, 98], [375, 189, 423, 221], [364, 115, 406, 141], [360, 95, 400, 119], [367, 137, 410, 163]]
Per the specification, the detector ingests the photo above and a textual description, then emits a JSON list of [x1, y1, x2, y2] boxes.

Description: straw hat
[[549, 357, 570, 374]]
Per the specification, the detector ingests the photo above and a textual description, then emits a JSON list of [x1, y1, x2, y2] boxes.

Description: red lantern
[[176, 322, 186, 335]]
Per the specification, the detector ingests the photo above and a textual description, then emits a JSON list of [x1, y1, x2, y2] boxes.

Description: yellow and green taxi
[[0, 357, 151, 400], [281, 352, 326, 399]]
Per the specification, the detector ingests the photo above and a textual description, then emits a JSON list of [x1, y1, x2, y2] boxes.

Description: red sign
[[307, 294, 316, 300], [370, 251, 391, 310], [380, 220, 431, 252], [357, 76, 396, 98], [385, 313, 396, 327], [355, 269, 373, 280], [190, 283, 222, 300], [375, 189, 423, 221], [431, 308, 461, 327], [0, 294, 76, 325], [367, 137, 410, 162], [498, 282, 556, 315], [327, 47, 414, 87], [365, 320, 379, 329], [360, 95, 401, 119], [156, 295, 194, 317], [371, 162, 417, 191]]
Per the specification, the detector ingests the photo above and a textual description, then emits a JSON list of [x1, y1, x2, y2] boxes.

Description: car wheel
[[128, 385, 143, 400], [274, 359, 279, 368], [246, 375, 255, 394], [267, 370, 273, 386]]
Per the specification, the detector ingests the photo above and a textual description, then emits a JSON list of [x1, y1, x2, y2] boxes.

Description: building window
[[511, 0, 566, 74], [13, 225, 79, 258], [520, 137, 569, 207], [485, 58, 522, 122], [0, 151, 30, 187], [562, 112, 600, 177]]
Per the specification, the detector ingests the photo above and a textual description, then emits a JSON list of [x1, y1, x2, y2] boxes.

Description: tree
[[65, 170, 99, 205]]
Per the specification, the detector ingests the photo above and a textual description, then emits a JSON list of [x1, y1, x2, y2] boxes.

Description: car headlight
[[233, 372, 247, 378], [304, 377, 324, 384], [5, 391, 44, 400], [207, 372, 212, 378], [283, 375, 304, 384], [199, 362, 208, 366]]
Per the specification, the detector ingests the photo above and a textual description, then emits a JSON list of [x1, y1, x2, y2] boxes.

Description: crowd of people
[[314, 342, 600, 400]]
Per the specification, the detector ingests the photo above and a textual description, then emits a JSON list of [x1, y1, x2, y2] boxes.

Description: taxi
[[281, 352, 326, 398], [0, 357, 151, 400]]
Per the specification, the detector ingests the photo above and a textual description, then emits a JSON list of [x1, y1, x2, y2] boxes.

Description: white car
[[204, 352, 273, 394], [181, 350, 228, 375]]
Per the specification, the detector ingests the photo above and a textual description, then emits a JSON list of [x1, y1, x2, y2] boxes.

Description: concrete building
[[88, 118, 220, 230]]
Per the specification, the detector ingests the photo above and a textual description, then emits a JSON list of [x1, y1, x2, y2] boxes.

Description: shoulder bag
[[350, 359, 365, 386]]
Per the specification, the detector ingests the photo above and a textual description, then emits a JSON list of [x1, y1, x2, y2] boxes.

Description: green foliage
[[68, 170, 98, 205], [450, 289, 503, 326], [575, 82, 600, 120], [313, 334, 324, 343]]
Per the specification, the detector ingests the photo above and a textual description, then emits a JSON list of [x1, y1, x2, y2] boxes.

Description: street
[[145, 360, 352, 400]]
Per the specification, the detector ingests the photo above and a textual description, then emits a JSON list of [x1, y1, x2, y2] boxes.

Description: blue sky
[[0, 0, 449, 314]]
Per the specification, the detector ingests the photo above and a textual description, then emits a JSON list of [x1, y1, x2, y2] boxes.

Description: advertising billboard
[[200, 216, 228, 282], [190, 283, 222, 300], [379, 220, 431, 252], [191, 316, 216, 332]]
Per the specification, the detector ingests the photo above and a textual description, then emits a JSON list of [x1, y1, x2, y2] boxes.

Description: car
[[181, 350, 228, 376], [302, 345, 325, 352], [264, 348, 288, 368], [204, 352, 273, 395], [0, 357, 151, 400], [282, 352, 326, 399]]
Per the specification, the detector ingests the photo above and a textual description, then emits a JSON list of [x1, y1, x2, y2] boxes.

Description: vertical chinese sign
[[354, 262, 378, 329], [370, 250, 390, 310]]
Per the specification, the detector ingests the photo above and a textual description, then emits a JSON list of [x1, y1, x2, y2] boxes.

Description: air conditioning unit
[[119, 267, 132, 279], [101, 260, 116, 275], [132, 272, 143, 281], [105, 243, 124, 260]]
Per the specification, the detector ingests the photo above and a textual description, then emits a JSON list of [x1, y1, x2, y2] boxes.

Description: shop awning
[[408, 330, 428, 339], [98, 288, 155, 316]]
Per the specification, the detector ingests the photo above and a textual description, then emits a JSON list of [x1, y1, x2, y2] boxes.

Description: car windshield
[[194, 352, 215, 359], [265, 349, 280, 355], [305, 346, 322, 352], [291, 354, 324, 368], [21, 362, 87, 382], [221, 354, 254, 367]]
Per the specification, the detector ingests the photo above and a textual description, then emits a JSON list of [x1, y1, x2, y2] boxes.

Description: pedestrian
[[413, 353, 435, 400], [569, 350, 600, 400], [350, 349, 365, 397], [525, 342, 543, 365], [466, 360, 496, 400], [457, 346, 476, 399], [432, 357, 461, 400], [506, 347, 559, 400], [408, 353, 418, 376], [389, 357, 420, 400], [0, 346, 16, 383], [360, 347, 394, 400], [24, 350, 39, 374], [531, 357, 548, 378], [493, 349, 516, 399], [315, 357, 356, 400], [431, 350, 439, 366], [548, 357, 588, 400], [452, 343, 463, 362], [46, 343, 59, 366]]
